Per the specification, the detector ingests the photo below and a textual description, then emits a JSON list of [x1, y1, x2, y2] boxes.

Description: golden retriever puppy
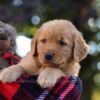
[[0, 19, 89, 88]]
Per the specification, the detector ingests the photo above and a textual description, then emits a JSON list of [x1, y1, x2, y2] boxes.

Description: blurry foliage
[[0, 0, 100, 100], [91, 89, 100, 100]]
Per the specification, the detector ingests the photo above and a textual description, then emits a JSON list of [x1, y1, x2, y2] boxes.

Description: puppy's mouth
[[44, 60, 60, 67]]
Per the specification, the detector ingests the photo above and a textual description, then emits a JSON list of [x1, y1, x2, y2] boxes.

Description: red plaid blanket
[[0, 75, 82, 100]]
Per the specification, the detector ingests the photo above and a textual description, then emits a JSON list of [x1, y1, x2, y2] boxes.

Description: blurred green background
[[0, 0, 100, 100]]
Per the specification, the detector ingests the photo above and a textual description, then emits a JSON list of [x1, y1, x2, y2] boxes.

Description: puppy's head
[[31, 20, 89, 68]]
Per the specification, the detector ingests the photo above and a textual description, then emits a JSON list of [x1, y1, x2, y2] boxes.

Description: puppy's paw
[[0, 65, 22, 83], [37, 67, 65, 88]]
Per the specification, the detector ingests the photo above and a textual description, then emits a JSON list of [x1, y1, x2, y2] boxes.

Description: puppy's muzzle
[[45, 52, 54, 61]]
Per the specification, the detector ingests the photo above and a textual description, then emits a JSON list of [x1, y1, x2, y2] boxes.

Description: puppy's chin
[[40, 60, 67, 70], [40, 61, 60, 68]]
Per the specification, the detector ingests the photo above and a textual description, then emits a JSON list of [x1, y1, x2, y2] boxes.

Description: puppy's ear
[[31, 29, 40, 56], [31, 38, 37, 56], [73, 32, 89, 62]]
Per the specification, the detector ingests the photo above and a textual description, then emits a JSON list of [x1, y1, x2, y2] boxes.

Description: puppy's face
[[31, 20, 89, 68], [37, 29, 73, 68]]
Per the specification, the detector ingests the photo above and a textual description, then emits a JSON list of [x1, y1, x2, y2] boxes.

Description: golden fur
[[0, 19, 89, 88]]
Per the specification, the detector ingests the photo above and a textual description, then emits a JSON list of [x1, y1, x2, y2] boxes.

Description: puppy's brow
[[39, 34, 46, 40]]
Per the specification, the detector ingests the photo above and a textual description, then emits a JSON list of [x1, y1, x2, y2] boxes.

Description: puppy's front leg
[[38, 67, 65, 88]]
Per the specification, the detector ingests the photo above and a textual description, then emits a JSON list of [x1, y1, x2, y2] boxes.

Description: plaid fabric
[[2, 52, 20, 65], [0, 75, 82, 100], [0, 52, 20, 69]]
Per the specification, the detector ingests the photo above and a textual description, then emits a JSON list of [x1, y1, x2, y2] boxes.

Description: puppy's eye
[[41, 39, 46, 43], [59, 40, 66, 46]]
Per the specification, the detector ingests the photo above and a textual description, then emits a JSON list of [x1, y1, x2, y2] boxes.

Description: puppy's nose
[[45, 53, 54, 61], [0, 34, 8, 40]]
